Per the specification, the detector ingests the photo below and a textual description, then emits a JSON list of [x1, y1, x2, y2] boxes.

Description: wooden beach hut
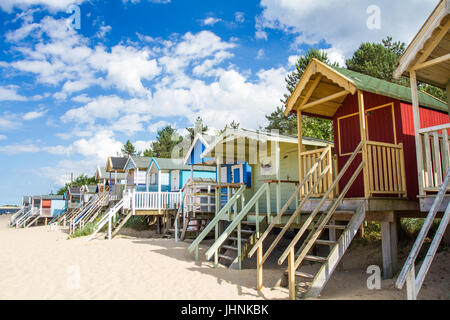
[[187, 128, 332, 269], [248, 53, 448, 299], [392, 0, 450, 300], [104, 157, 128, 199]]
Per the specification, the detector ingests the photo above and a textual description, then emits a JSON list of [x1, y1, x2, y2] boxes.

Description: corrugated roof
[[331, 66, 448, 113], [152, 157, 216, 172], [129, 156, 152, 169], [110, 157, 128, 170]]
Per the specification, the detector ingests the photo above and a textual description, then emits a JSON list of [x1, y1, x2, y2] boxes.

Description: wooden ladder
[[282, 204, 365, 298], [396, 169, 450, 300], [275, 142, 366, 299], [109, 210, 133, 239]]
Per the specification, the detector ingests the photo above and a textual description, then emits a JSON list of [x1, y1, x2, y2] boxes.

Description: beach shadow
[[131, 237, 291, 299]]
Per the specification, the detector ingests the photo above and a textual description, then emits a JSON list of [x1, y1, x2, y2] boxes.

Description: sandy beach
[[0, 215, 448, 300]]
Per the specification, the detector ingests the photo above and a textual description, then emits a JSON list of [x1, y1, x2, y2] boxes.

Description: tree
[[347, 36, 446, 102], [57, 174, 98, 196], [346, 37, 406, 84], [186, 116, 209, 141], [121, 140, 137, 157], [218, 120, 240, 135], [144, 125, 183, 158], [265, 48, 336, 140]]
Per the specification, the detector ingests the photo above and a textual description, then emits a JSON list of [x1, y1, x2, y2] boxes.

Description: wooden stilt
[[381, 221, 393, 279], [257, 245, 263, 290], [288, 247, 296, 300], [390, 218, 398, 273]]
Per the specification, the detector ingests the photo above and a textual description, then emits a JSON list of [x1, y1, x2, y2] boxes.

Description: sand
[[0, 215, 448, 300]]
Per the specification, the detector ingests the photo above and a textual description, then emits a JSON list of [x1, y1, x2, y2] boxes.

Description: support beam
[[416, 20, 450, 65], [298, 75, 322, 109], [381, 221, 393, 279], [446, 80, 450, 120], [412, 53, 450, 71], [300, 90, 349, 111], [357, 90, 370, 198], [297, 110, 303, 196], [410, 71, 425, 196], [390, 219, 398, 273]]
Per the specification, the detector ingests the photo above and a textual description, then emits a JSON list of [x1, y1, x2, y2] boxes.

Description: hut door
[[232, 165, 243, 183], [365, 103, 396, 144], [171, 170, 180, 191]]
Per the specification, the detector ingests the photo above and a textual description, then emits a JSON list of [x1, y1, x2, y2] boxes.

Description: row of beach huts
[[7, 1, 450, 300]]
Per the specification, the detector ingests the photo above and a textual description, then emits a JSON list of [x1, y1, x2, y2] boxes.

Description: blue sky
[[0, 0, 439, 204]]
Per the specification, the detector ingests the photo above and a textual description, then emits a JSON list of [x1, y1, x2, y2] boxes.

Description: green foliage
[[69, 222, 96, 239], [57, 174, 98, 196], [144, 125, 183, 158], [346, 37, 406, 83], [124, 216, 152, 231], [121, 140, 138, 157], [218, 120, 240, 135], [265, 48, 335, 140]]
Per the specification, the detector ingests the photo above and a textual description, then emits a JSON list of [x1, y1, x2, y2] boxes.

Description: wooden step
[[219, 254, 236, 261], [241, 221, 256, 226], [315, 239, 338, 246], [228, 236, 249, 242], [324, 224, 346, 230], [221, 245, 238, 251], [304, 255, 327, 263], [239, 229, 254, 234], [334, 210, 355, 215], [284, 270, 315, 280]]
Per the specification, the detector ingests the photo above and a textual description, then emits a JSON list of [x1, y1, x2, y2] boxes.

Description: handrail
[[87, 195, 128, 241], [205, 183, 269, 260], [9, 207, 25, 226], [292, 161, 365, 270], [248, 146, 332, 262], [396, 169, 450, 298], [278, 141, 364, 264], [187, 185, 246, 253]]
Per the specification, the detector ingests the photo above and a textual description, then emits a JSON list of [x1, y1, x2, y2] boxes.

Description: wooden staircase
[[280, 204, 365, 298], [109, 210, 133, 239], [218, 219, 268, 269]]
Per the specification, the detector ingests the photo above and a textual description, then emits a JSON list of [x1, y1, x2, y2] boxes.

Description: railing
[[247, 146, 333, 289], [134, 191, 182, 211], [419, 124, 450, 192], [396, 169, 450, 300], [8, 207, 25, 226], [366, 141, 407, 196], [300, 146, 336, 197], [188, 185, 246, 261], [16, 208, 38, 228], [204, 183, 273, 269]]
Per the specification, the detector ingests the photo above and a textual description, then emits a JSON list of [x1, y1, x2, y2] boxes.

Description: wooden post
[[257, 245, 263, 290], [357, 90, 370, 198], [410, 71, 425, 195], [297, 110, 303, 197], [390, 218, 398, 273], [275, 140, 281, 214], [288, 247, 296, 300], [381, 221, 393, 279], [446, 80, 450, 120]]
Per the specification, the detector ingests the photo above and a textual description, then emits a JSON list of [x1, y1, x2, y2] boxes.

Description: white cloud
[[148, 120, 168, 133], [0, 0, 85, 13], [96, 25, 112, 39], [201, 17, 222, 26], [0, 143, 40, 154], [23, 109, 47, 120], [0, 135, 7, 140], [71, 93, 92, 103], [134, 140, 153, 153], [258, 0, 438, 58], [0, 85, 27, 101]]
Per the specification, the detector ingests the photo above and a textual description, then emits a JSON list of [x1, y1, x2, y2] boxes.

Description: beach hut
[[187, 128, 332, 269], [252, 55, 449, 299], [124, 156, 152, 191], [67, 187, 83, 209], [80, 185, 98, 203], [104, 157, 128, 199], [392, 0, 450, 300]]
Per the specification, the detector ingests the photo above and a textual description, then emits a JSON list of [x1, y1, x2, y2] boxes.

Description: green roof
[[331, 66, 448, 113], [129, 156, 152, 169]]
